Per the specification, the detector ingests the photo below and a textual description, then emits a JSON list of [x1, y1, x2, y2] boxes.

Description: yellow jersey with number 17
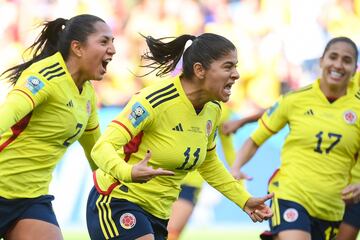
[[251, 79, 360, 221], [0, 52, 99, 199]]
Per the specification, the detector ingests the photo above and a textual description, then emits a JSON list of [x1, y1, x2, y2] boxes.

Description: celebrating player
[[87, 33, 273, 240], [0, 14, 115, 239], [232, 36, 360, 240]]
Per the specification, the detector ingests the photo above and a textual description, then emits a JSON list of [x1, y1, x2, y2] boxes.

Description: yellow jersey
[[251, 79, 360, 221], [0, 52, 99, 199], [92, 77, 251, 219]]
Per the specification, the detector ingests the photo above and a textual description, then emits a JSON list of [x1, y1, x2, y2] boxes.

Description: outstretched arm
[[221, 110, 265, 136], [231, 138, 259, 180]]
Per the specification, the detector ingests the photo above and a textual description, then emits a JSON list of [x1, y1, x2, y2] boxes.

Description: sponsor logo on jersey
[[206, 120, 212, 137], [343, 110, 357, 124], [172, 123, 184, 131], [66, 100, 74, 108], [304, 109, 314, 115], [283, 208, 298, 222], [26, 76, 44, 94], [129, 102, 149, 127], [120, 213, 136, 229]]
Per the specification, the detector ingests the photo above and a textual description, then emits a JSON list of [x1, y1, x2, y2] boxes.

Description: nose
[[232, 68, 240, 80], [108, 42, 116, 56]]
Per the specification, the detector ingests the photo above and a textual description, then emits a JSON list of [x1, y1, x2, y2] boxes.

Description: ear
[[70, 40, 82, 58], [193, 62, 205, 80]]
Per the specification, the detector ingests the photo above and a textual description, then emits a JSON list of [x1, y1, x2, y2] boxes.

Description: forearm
[[91, 126, 133, 182], [198, 150, 252, 208], [232, 138, 259, 171]]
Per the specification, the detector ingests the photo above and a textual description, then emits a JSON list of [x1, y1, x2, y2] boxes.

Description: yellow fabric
[[251, 79, 360, 221], [0, 52, 99, 199], [92, 77, 251, 219], [0, 92, 33, 134], [181, 103, 236, 188]]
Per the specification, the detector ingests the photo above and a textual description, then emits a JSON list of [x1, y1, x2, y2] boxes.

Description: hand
[[342, 183, 360, 204], [243, 193, 274, 223], [231, 168, 253, 181], [131, 150, 175, 183], [221, 120, 244, 136]]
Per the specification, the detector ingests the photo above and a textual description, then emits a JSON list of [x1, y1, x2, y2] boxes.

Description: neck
[[319, 81, 347, 100], [66, 58, 85, 92], [180, 77, 208, 109]]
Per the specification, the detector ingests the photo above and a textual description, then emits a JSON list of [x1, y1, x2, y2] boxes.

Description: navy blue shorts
[[343, 202, 360, 228], [87, 186, 168, 240], [260, 198, 340, 240], [0, 195, 58, 238], [178, 184, 200, 205]]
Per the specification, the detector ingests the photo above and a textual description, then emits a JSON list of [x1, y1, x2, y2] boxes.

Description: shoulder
[[138, 78, 181, 109], [26, 52, 66, 82], [283, 84, 313, 99]]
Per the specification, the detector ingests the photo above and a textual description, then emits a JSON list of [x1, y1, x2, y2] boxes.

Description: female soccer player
[[0, 14, 115, 239], [232, 36, 360, 240], [87, 33, 273, 240]]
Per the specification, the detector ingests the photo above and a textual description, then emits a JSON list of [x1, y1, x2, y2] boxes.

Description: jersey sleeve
[[12, 71, 52, 108], [251, 96, 288, 146], [197, 149, 252, 209], [197, 103, 252, 209], [0, 71, 51, 134], [0, 92, 33, 134], [91, 93, 154, 182]]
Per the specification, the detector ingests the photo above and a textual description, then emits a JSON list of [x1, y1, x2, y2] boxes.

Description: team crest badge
[[343, 110, 357, 124], [120, 213, 136, 229], [25, 76, 44, 94], [283, 208, 298, 222], [129, 102, 149, 127], [206, 120, 212, 137]]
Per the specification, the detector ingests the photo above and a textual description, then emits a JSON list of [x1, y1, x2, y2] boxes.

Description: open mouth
[[101, 58, 112, 72], [224, 83, 233, 95]]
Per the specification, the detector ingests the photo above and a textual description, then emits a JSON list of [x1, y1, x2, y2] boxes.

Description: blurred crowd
[[1, 0, 360, 114]]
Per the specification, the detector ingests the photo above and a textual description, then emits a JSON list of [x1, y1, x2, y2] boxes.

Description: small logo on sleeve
[[120, 213, 136, 229], [129, 102, 149, 127], [26, 76, 44, 94]]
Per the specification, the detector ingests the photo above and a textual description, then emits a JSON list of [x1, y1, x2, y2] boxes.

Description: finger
[[248, 211, 257, 223], [342, 186, 354, 195], [253, 210, 264, 222], [139, 150, 152, 165], [153, 169, 175, 176], [264, 192, 275, 201], [255, 207, 273, 219]]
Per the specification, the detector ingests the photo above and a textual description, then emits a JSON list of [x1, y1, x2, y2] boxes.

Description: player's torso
[[275, 84, 360, 220]]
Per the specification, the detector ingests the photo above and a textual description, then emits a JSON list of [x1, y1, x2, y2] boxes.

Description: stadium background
[[1, 0, 360, 239]]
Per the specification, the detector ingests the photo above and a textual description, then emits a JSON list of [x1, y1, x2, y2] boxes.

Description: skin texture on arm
[[231, 138, 259, 180], [222, 110, 265, 136]]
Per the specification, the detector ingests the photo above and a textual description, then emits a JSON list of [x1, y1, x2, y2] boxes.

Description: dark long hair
[[1, 14, 105, 85], [322, 36, 359, 64], [141, 33, 236, 78]]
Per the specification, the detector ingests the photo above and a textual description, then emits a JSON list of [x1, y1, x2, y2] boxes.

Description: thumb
[[261, 192, 274, 202]]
